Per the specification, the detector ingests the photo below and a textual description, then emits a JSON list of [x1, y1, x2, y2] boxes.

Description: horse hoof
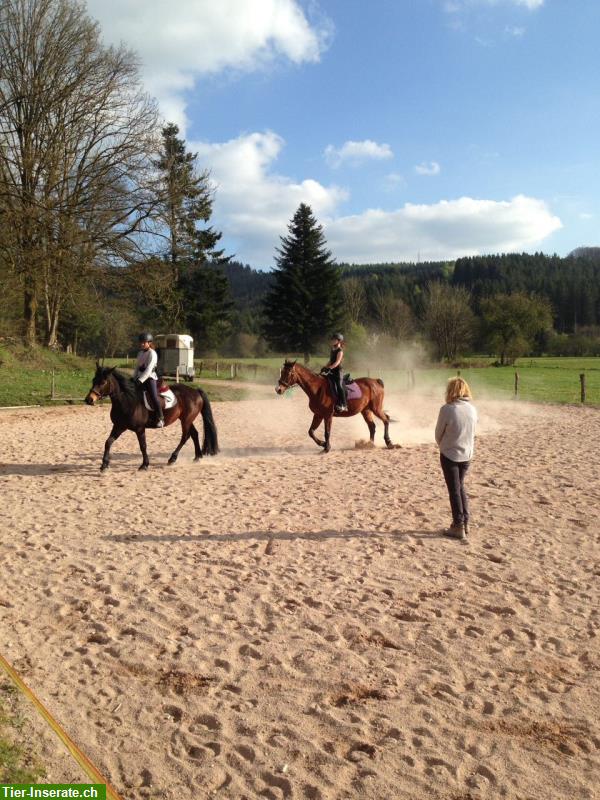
[[168, 458, 177, 465], [100, 463, 108, 471], [194, 456, 202, 462], [138, 464, 149, 471]]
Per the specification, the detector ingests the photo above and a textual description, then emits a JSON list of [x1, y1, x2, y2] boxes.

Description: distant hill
[[568, 246, 600, 260]]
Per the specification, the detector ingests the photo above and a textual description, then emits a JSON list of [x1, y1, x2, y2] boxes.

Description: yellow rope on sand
[[0, 651, 124, 800]]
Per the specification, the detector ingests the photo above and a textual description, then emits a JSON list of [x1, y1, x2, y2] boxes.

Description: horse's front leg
[[168, 422, 191, 465], [322, 415, 333, 453], [100, 425, 125, 471], [136, 429, 150, 470], [308, 413, 325, 448]]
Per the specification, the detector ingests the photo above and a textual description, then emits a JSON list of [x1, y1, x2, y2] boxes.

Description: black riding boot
[[332, 368, 347, 410], [147, 378, 164, 427]]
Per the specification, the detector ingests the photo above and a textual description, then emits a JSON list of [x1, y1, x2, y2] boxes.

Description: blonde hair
[[445, 376, 472, 404]]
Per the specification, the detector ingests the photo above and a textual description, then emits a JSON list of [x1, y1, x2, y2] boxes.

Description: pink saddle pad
[[345, 381, 362, 401]]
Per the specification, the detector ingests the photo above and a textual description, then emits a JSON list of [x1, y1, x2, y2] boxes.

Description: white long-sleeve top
[[133, 347, 158, 383], [435, 398, 478, 462]]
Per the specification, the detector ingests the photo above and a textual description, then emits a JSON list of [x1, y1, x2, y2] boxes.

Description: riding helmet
[[331, 332, 344, 342], [138, 332, 153, 342]]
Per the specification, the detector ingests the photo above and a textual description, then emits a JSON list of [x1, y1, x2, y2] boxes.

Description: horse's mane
[[110, 368, 138, 400]]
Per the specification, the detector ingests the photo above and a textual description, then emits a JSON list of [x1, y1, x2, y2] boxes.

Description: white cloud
[[444, 0, 543, 11], [192, 131, 347, 264], [515, 0, 543, 7], [324, 140, 394, 168], [505, 25, 526, 36], [579, 213, 593, 221], [192, 131, 561, 265], [326, 196, 561, 263], [415, 161, 441, 176], [384, 172, 406, 190], [86, 0, 330, 132]]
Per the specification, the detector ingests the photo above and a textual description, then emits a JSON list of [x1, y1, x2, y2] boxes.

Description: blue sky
[[88, 0, 599, 267]]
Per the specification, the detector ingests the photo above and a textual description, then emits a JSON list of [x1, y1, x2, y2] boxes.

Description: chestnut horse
[[85, 365, 218, 470], [275, 360, 394, 452]]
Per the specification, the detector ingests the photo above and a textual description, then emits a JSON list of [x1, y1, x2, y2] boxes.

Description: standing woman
[[435, 377, 478, 540], [133, 332, 164, 428]]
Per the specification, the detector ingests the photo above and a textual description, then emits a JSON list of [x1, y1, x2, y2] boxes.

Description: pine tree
[[148, 123, 230, 331], [154, 123, 224, 281], [263, 203, 343, 362], [180, 264, 234, 352]]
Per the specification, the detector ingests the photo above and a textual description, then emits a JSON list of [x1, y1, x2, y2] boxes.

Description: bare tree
[[371, 287, 415, 340], [342, 277, 366, 324], [0, 0, 158, 346], [423, 282, 475, 362]]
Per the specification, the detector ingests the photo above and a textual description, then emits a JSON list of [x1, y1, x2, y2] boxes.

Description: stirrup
[[157, 418, 165, 428]]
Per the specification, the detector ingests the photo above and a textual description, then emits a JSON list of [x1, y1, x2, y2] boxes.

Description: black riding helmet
[[138, 332, 153, 343]]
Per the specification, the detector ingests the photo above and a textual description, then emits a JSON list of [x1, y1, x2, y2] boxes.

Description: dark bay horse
[[275, 360, 394, 452], [85, 365, 219, 470]]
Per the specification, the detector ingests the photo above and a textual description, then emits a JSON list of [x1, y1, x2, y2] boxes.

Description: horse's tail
[[198, 389, 219, 455], [376, 378, 384, 387]]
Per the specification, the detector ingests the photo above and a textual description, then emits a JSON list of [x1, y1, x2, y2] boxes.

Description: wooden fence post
[[51, 369, 56, 399], [514, 371, 519, 397], [175, 367, 180, 383], [215, 361, 219, 377], [580, 373, 586, 403]]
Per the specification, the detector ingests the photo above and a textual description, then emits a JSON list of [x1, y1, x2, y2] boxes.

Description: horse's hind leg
[[168, 422, 192, 465], [190, 424, 202, 461], [361, 409, 376, 445], [376, 410, 393, 448], [372, 397, 393, 448], [101, 425, 125, 471], [308, 414, 326, 448]]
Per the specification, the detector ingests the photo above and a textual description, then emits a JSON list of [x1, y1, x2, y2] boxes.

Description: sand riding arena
[[0, 391, 599, 800]]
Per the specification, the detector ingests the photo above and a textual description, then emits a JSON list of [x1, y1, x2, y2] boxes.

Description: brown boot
[[443, 524, 466, 541]]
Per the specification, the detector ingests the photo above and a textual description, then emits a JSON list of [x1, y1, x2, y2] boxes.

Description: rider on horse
[[133, 332, 164, 428], [323, 333, 347, 412]]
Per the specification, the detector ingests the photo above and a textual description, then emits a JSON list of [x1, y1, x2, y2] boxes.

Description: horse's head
[[85, 363, 115, 405], [275, 360, 298, 394]]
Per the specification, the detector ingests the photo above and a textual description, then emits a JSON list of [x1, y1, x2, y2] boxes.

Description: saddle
[[321, 369, 362, 404], [142, 383, 178, 411]]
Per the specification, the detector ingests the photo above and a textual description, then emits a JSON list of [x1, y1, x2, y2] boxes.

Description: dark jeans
[[331, 368, 347, 406], [145, 378, 163, 418], [440, 453, 470, 526]]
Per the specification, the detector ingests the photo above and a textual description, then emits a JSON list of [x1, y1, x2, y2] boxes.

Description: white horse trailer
[[155, 334, 195, 381]]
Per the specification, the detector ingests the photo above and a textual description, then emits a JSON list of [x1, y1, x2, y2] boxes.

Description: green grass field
[[189, 355, 600, 405], [0, 685, 44, 783], [1, 346, 599, 406]]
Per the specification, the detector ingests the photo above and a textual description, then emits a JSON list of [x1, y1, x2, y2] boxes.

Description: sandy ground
[[0, 387, 599, 800]]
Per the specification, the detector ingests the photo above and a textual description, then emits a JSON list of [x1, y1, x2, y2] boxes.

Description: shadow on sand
[[107, 528, 448, 545]]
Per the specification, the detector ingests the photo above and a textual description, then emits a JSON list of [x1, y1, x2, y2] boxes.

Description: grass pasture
[[1, 346, 600, 407]]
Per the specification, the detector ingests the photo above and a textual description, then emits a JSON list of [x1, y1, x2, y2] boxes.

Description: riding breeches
[[145, 378, 163, 417], [331, 368, 347, 406]]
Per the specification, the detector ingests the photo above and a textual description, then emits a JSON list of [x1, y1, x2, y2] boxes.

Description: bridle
[[277, 365, 296, 390], [88, 375, 112, 403]]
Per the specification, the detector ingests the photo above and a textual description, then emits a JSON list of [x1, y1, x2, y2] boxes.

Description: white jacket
[[133, 348, 158, 383], [435, 399, 478, 462]]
